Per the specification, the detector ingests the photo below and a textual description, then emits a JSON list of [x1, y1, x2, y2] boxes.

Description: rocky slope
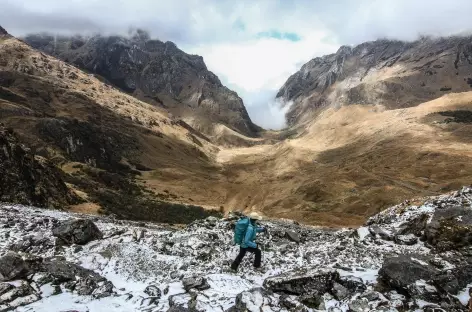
[[277, 36, 472, 126], [0, 26, 223, 222], [1, 186, 472, 311], [23, 30, 260, 137], [0, 124, 77, 208]]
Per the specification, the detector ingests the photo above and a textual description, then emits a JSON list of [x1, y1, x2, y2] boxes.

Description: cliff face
[[277, 37, 472, 125], [0, 125, 78, 208], [24, 31, 259, 137]]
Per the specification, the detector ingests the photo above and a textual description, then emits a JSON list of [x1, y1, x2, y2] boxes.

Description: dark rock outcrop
[[23, 31, 259, 137], [0, 125, 77, 208], [181, 276, 210, 292], [263, 267, 339, 296], [52, 219, 103, 245], [277, 36, 472, 126], [379, 255, 438, 295], [0, 252, 28, 282], [424, 205, 472, 250]]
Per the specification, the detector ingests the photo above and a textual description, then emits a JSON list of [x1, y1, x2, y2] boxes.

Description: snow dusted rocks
[[52, 219, 103, 245], [0, 252, 28, 281], [263, 267, 339, 296], [0, 186, 471, 311]]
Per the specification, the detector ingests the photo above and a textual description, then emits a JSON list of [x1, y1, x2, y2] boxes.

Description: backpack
[[233, 217, 250, 245]]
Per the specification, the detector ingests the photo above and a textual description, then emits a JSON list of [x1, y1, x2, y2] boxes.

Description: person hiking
[[231, 212, 267, 272]]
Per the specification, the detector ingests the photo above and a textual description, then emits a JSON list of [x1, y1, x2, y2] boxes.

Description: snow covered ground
[[1, 186, 472, 311]]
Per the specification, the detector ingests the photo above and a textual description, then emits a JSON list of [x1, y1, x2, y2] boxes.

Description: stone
[[424, 205, 472, 250], [332, 282, 349, 300], [228, 288, 274, 312], [361, 291, 380, 301], [394, 234, 418, 245], [338, 275, 367, 293], [182, 276, 210, 292], [144, 285, 162, 298], [348, 298, 369, 312], [379, 255, 438, 294], [263, 267, 339, 296], [0, 252, 28, 282], [285, 231, 301, 243], [52, 219, 103, 245], [368, 226, 393, 240]]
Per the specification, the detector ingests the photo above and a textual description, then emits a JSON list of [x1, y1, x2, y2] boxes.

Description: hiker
[[231, 212, 267, 271]]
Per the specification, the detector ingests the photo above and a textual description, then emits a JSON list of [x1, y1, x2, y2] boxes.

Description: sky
[[2, 0, 472, 129]]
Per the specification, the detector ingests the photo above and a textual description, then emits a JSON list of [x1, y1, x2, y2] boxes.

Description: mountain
[[0, 27, 222, 223], [1, 187, 472, 311], [277, 36, 472, 126], [23, 30, 260, 138]]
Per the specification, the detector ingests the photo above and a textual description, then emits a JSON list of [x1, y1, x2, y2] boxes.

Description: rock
[[338, 275, 367, 293], [263, 267, 339, 296], [228, 288, 274, 312], [432, 264, 472, 295], [424, 205, 472, 250], [348, 298, 369, 312], [182, 276, 210, 292], [285, 231, 300, 243], [394, 234, 418, 245], [144, 285, 161, 298], [332, 282, 350, 300], [52, 219, 103, 245], [379, 255, 438, 294], [0, 281, 39, 309], [0, 283, 14, 296], [369, 225, 393, 241], [39, 259, 113, 297], [397, 213, 429, 236], [361, 291, 380, 301], [0, 252, 28, 282], [0, 125, 78, 209]]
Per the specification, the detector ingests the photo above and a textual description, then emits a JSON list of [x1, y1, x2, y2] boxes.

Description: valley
[[1, 27, 472, 227]]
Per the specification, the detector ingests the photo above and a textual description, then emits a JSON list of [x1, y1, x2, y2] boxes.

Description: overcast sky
[[2, 0, 472, 129]]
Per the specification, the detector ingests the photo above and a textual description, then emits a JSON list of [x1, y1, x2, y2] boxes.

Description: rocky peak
[[277, 35, 472, 126], [0, 25, 8, 36], [23, 31, 259, 137]]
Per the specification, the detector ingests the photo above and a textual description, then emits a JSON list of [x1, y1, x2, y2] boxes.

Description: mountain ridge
[[23, 30, 261, 138], [277, 35, 472, 126]]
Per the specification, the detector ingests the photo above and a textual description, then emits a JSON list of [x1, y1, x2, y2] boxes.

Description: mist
[[3, 0, 472, 130]]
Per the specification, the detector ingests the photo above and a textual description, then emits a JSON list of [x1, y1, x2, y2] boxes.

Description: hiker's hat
[[247, 211, 263, 220]]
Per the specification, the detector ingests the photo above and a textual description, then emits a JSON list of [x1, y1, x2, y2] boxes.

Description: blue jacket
[[242, 221, 264, 249]]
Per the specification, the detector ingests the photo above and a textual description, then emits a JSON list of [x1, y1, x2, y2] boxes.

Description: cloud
[[2, 0, 472, 129]]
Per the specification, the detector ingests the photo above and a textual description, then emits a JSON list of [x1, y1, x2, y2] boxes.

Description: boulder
[[368, 225, 393, 240], [338, 275, 367, 293], [0, 252, 28, 282], [394, 234, 418, 245], [379, 255, 438, 295], [263, 267, 339, 296], [396, 213, 429, 236], [0, 281, 39, 309], [227, 288, 275, 312], [348, 298, 369, 312], [424, 205, 472, 250], [332, 282, 350, 300], [144, 285, 162, 298], [285, 231, 300, 243], [182, 276, 210, 292], [38, 259, 114, 297], [52, 219, 103, 245]]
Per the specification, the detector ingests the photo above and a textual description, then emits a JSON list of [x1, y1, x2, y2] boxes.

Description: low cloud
[[3, 0, 472, 129]]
